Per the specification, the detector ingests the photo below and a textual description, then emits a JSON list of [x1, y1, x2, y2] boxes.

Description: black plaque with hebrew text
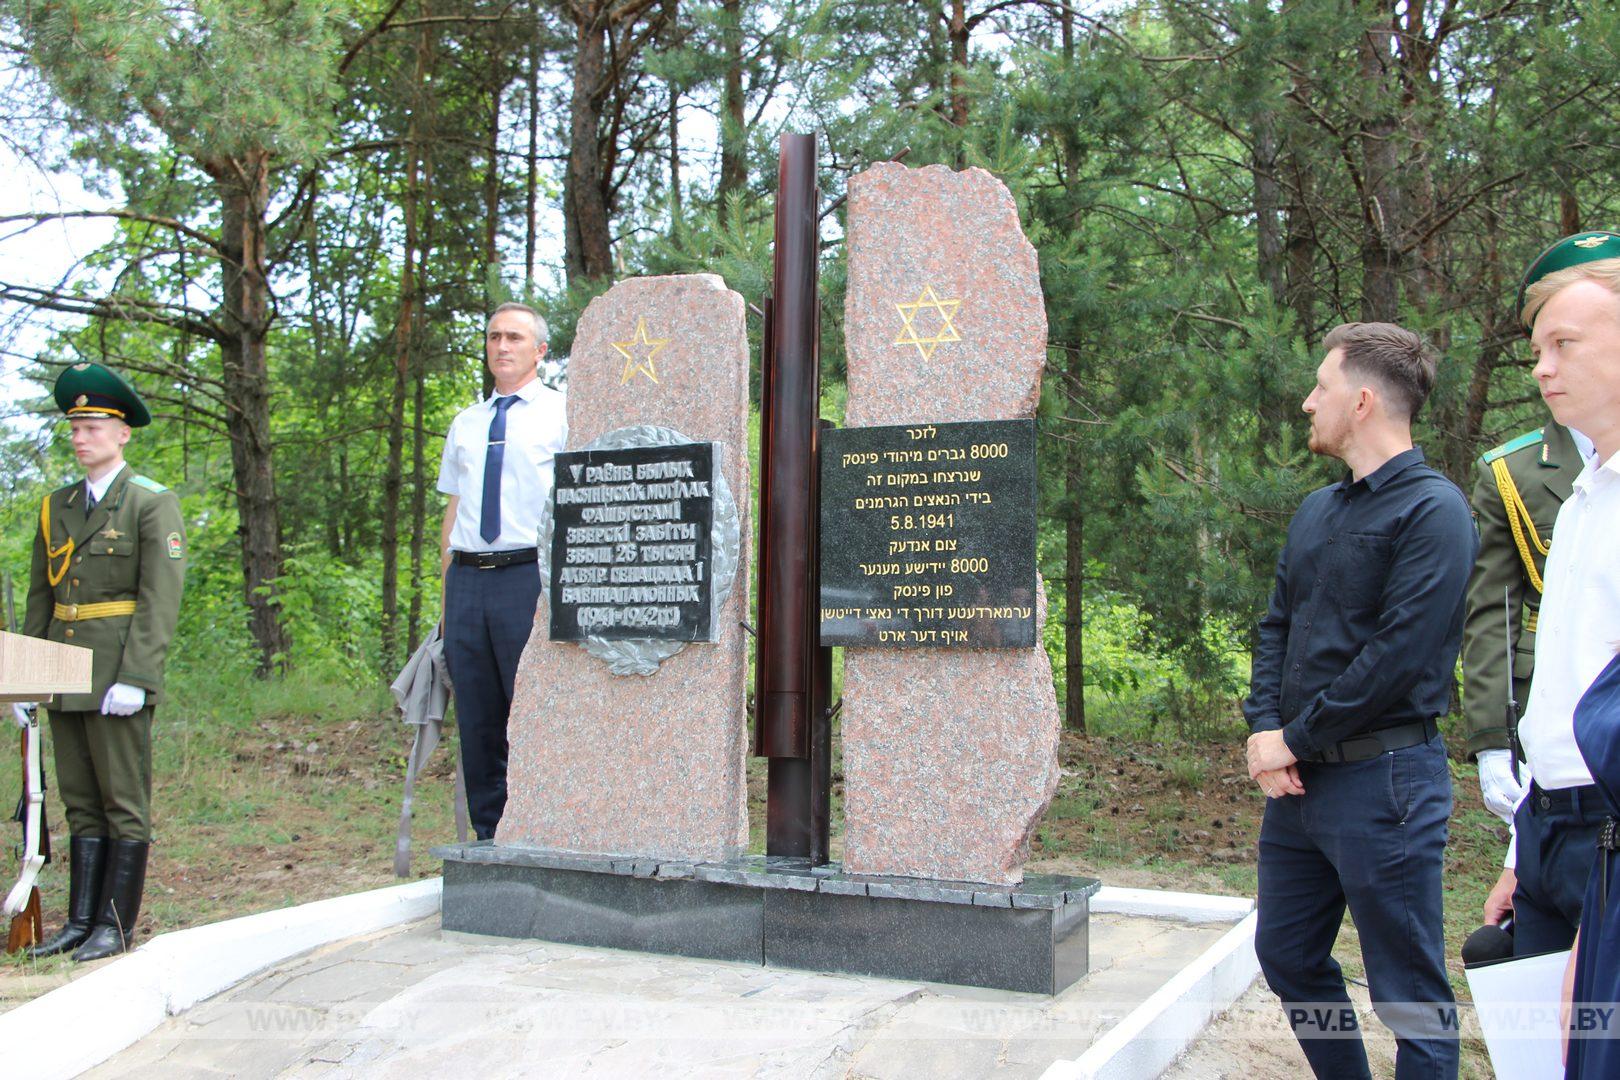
[[819, 419, 1036, 648]]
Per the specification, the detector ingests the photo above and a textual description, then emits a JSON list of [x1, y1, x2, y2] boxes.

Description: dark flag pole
[[755, 132, 832, 863]]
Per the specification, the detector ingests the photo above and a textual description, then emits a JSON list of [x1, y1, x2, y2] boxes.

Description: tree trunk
[[926, 1, 948, 122], [1064, 432, 1085, 734], [1284, 146, 1316, 336], [482, 51, 508, 398], [1253, 116, 1285, 308], [948, 0, 968, 164], [209, 148, 289, 674], [717, 0, 746, 210], [564, 9, 613, 284], [409, 124, 440, 656], [1464, 198, 1504, 456], [1560, 190, 1581, 235], [663, 0, 681, 214], [483, 52, 506, 305], [524, 20, 541, 293], [408, 371, 427, 653], [382, 23, 432, 673], [1357, 17, 1401, 322]]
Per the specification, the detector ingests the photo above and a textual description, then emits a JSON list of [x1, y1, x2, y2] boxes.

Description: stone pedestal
[[438, 842, 1099, 995]]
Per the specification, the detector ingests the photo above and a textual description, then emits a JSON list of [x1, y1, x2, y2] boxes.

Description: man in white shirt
[[437, 303, 567, 839], [1483, 231, 1620, 954]]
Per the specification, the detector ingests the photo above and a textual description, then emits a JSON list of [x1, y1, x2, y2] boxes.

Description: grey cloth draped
[[391, 624, 469, 876]]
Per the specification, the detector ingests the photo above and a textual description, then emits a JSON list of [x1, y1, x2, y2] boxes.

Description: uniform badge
[[72, 362, 90, 371], [75, 394, 89, 407], [167, 532, 184, 559], [101, 527, 123, 540], [1574, 235, 1609, 249]]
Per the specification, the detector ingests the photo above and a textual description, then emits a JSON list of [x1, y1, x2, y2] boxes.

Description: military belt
[[53, 600, 138, 622]]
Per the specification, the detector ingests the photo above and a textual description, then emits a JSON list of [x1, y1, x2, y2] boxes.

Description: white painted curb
[[1, 876, 442, 1080], [1090, 885, 1255, 924], [1042, 906, 1261, 1080]]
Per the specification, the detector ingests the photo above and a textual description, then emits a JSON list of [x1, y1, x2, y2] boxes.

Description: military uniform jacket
[[23, 468, 186, 713], [1461, 424, 1580, 758]]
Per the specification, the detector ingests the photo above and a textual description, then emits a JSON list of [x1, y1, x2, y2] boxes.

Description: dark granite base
[[434, 842, 1099, 994]]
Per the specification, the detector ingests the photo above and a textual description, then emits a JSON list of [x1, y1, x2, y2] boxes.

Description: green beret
[[1518, 231, 1620, 329], [53, 361, 151, 428]]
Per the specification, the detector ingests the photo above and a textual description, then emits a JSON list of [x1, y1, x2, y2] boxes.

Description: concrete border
[[1090, 885, 1255, 924], [1, 877, 441, 1080], [1040, 908, 1261, 1080]]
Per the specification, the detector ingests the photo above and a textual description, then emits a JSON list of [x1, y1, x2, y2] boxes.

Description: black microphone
[[1462, 917, 1515, 967]]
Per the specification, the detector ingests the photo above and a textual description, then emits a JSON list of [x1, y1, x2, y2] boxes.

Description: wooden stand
[[1, 629, 92, 950], [0, 629, 92, 703]]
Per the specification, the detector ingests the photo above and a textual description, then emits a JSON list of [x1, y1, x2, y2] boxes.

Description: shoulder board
[[129, 475, 168, 493], [1480, 428, 1545, 465]]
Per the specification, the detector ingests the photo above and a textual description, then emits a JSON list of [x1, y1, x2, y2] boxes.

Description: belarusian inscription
[[820, 418, 1036, 647], [550, 442, 715, 641]]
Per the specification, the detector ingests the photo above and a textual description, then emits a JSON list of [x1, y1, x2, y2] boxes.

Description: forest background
[[2, 0, 1618, 755]]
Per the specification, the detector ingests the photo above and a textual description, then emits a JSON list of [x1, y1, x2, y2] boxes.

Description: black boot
[[27, 836, 108, 959], [72, 839, 148, 962]]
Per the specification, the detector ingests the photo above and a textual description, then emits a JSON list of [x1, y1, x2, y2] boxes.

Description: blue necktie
[[479, 395, 518, 545]]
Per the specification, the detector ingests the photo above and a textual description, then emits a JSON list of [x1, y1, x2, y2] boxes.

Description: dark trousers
[[1255, 736, 1458, 1079], [443, 559, 542, 840], [1511, 782, 1602, 955], [48, 707, 154, 842]]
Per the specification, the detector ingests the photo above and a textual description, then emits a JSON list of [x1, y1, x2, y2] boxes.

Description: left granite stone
[[497, 274, 751, 862]]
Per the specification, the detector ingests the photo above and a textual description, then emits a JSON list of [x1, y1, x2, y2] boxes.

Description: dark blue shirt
[[1243, 448, 1477, 760]]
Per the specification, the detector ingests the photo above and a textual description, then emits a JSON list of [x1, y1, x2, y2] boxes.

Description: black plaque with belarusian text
[[819, 419, 1037, 648], [549, 442, 715, 642]]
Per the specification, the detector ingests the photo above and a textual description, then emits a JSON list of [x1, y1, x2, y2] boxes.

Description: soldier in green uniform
[[21, 362, 185, 961], [1462, 421, 1589, 824]]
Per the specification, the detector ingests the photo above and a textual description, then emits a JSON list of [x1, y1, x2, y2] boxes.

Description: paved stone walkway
[[88, 913, 1231, 1079]]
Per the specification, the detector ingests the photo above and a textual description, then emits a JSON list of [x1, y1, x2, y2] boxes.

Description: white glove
[[11, 702, 34, 729], [100, 682, 146, 717], [1478, 748, 1526, 826]]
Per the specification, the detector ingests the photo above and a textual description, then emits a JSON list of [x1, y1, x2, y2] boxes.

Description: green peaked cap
[[1518, 231, 1620, 331], [53, 361, 152, 428]]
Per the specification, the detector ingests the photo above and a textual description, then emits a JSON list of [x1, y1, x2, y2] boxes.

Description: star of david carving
[[613, 317, 669, 385], [893, 285, 963, 360]]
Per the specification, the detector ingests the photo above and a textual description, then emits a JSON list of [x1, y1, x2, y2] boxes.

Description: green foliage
[[9, 0, 347, 163]]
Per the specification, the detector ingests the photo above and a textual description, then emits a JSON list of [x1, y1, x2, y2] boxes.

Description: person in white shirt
[[437, 303, 567, 839], [1482, 231, 1620, 954]]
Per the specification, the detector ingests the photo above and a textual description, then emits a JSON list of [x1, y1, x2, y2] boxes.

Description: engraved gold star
[[893, 285, 963, 360], [613, 317, 669, 385], [101, 527, 123, 539]]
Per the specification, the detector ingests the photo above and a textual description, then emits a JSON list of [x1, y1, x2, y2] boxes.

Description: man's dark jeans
[[1256, 735, 1458, 1079]]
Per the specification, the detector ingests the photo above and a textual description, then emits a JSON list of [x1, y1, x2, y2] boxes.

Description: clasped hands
[[1247, 729, 1304, 799]]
